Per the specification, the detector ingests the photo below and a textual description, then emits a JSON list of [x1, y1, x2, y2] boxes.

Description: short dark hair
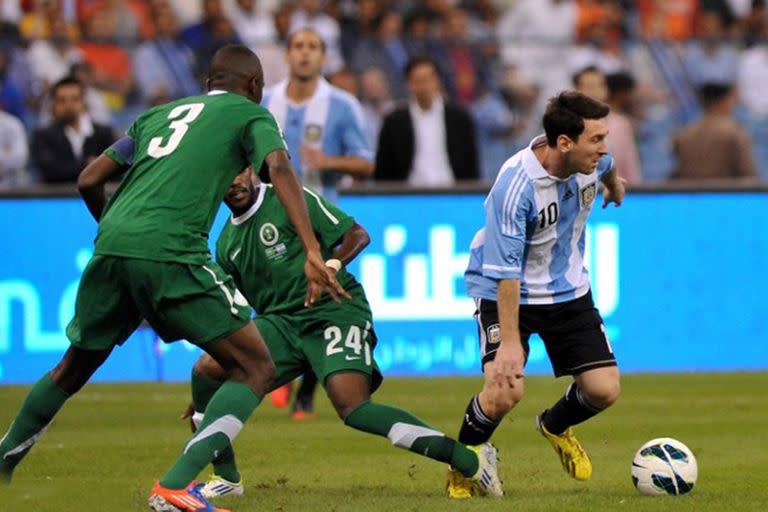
[[286, 28, 327, 53], [606, 71, 636, 96], [542, 91, 610, 146], [572, 66, 602, 87], [697, 82, 733, 109], [51, 76, 83, 99], [404, 55, 439, 79]]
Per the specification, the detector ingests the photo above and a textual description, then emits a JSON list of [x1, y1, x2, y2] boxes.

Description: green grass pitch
[[1, 372, 766, 511]]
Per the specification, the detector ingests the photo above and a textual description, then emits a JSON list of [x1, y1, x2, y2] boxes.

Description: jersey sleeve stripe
[[482, 264, 521, 272], [501, 171, 527, 236], [303, 186, 340, 225]]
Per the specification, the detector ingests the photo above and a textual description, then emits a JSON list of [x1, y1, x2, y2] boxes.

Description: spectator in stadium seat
[[605, 71, 642, 184], [375, 56, 478, 186], [37, 62, 112, 127], [440, 8, 492, 105], [672, 83, 758, 181], [20, 0, 79, 41], [351, 10, 409, 100], [78, 9, 134, 110], [737, 14, 768, 117], [181, 0, 231, 53], [133, 3, 199, 105], [26, 14, 83, 91], [258, 3, 293, 87], [682, 10, 739, 87], [0, 48, 26, 122], [226, 0, 277, 50], [359, 67, 395, 154], [31, 77, 115, 184], [472, 63, 533, 182], [339, 0, 379, 62], [0, 106, 29, 188]]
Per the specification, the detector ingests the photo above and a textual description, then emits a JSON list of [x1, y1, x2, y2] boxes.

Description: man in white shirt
[[375, 56, 478, 186]]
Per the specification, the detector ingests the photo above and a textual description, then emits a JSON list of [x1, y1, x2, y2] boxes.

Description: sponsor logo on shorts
[[345, 355, 361, 361], [488, 323, 501, 344]]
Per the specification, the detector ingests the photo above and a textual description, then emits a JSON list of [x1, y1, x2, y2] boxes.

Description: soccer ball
[[631, 438, 697, 496]]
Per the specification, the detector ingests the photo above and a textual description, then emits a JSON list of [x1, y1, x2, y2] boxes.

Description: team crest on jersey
[[304, 124, 323, 143], [259, 223, 279, 246], [580, 183, 596, 208]]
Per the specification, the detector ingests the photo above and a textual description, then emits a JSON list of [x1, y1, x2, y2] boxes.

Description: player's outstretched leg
[[0, 345, 111, 484], [185, 355, 244, 500], [149, 321, 274, 511], [536, 367, 620, 481], [327, 372, 503, 497], [449, 360, 523, 498]]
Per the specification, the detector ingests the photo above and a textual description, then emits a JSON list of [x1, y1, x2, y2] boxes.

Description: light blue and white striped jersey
[[465, 135, 615, 305], [262, 85, 372, 203]]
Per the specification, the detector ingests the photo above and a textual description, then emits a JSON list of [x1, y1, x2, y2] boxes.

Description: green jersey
[[216, 185, 364, 315], [97, 91, 287, 264]]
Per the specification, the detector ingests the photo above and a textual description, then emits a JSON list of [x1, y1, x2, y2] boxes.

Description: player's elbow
[[77, 168, 99, 193], [354, 224, 370, 250]]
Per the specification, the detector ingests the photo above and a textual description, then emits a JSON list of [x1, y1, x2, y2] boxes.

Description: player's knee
[[335, 398, 364, 420], [249, 358, 276, 393], [481, 386, 523, 418], [582, 379, 620, 409], [193, 354, 225, 380]]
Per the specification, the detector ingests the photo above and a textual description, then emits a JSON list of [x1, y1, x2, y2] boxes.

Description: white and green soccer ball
[[631, 438, 698, 496]]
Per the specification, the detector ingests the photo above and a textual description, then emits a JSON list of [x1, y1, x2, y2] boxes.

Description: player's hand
[[180, 402, 197, 433], [490, 342, 525, 391], [304, 250, 350, 307], [301, 145, 328, 171], [602, 177, 626, 208]]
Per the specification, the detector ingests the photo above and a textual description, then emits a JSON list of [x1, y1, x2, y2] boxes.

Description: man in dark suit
[[32, 76, 115, 184], [375, 56, 478, 185]]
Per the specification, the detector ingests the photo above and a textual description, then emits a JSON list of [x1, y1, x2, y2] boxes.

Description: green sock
[[161, 381, 260, 489], [190, 370, 241, 483], [343, 400, 479, 477], [0, 374, 70, 481]]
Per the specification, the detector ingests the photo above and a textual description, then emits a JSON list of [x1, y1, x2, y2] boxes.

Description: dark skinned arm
[[263, 149, 350, 304], [329, 222, 370, 267], [77, 154, 127, 222]]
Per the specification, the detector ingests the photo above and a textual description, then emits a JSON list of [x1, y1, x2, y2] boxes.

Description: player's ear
[[249, 76, 263, 103], [557, 135, 573, 153]]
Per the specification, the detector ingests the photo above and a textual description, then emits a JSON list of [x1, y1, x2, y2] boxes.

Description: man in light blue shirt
[[261, 27, 374, 416], [262, 28, 373, 204], [448, 91, 627, 498]]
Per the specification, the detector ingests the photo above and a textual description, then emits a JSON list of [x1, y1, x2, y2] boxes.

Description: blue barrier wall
[[1, 193, 766, 383]]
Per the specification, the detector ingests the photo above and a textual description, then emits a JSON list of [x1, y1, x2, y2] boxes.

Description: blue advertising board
[[1, 193, 766, 384]]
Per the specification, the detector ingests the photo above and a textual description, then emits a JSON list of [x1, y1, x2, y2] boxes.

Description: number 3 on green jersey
[[147, 103, 205, 158]]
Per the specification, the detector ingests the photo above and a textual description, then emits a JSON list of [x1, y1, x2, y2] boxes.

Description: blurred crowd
[[0, 0, 767, 189]]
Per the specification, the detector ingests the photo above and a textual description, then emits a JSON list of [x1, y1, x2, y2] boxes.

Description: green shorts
[[67, 255, 252, 350], [257, 297, 383, 392]]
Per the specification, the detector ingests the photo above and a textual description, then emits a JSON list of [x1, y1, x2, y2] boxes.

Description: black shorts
[[473, 291, 617, 377]]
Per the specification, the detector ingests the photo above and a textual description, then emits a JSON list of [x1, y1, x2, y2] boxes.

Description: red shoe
[[269, 383, 293, 409], [290, 409, 318, 421], [148, 481, 230, 511]]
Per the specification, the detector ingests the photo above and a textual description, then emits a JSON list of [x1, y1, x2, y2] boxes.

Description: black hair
[[542, 91, 610, 146], [50, 76, 83, 98], [697, 82, 733, 109], [572, 66, 603, 87], [404, 55, 440, 79], [606, 71, 636, 96]]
